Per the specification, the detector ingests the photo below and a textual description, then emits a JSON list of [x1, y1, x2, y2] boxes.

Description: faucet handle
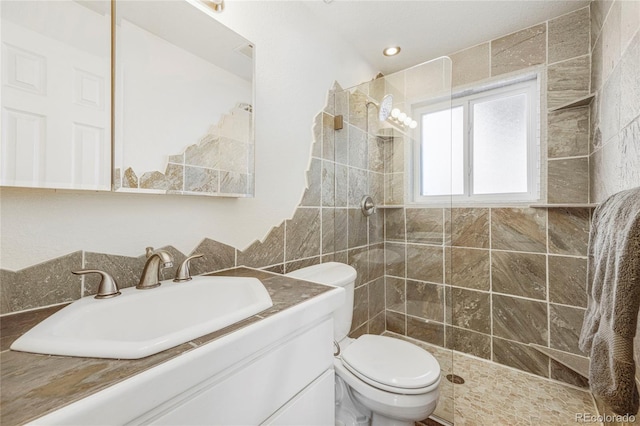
[[72, 269, 121, 299], [174, 254, 204, 282]]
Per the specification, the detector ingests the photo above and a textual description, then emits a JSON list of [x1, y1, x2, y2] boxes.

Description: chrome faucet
[[137, 247, 174, 290]]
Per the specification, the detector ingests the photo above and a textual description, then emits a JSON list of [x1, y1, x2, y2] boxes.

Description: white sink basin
[[10, 275, 273, 359]]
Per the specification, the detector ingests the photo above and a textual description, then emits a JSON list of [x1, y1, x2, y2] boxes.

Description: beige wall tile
[[450, 43, 490, 87], [548, 157, 590, 203], [548, 7, 590, 64], [491, 24, 547, 76], [547, 107, 590, 158], [547, 55, 591, 109]]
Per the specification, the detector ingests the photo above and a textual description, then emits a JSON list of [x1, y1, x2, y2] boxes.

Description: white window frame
[[411, 76, 540, 206]]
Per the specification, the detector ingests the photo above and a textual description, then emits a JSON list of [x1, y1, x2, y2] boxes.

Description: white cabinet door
[[262, 369, 334, 426], [1, 1, 110, 190]]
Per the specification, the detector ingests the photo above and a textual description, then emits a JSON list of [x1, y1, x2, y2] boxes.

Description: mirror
[[1, 0, 111, 190], [113, 0, 255, 197]]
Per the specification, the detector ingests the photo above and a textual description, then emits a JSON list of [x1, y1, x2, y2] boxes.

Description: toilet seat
[[340, 335, 440, 395]]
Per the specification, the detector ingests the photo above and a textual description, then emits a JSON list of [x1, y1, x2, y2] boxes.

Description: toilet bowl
[[286, 263, 441, 426]]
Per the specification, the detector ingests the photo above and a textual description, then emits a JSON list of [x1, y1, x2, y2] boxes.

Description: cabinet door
[[262, 369, 334, 426], [1, 1, 111, 190]]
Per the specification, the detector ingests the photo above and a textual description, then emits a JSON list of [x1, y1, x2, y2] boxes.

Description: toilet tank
[[285, 262, 357, 342]]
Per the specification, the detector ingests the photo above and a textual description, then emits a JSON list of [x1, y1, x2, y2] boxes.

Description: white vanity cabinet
[[32, 288, 343, 426]]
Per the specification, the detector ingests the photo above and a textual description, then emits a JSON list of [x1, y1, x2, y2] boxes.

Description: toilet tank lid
[[285, 262, 357, 287]]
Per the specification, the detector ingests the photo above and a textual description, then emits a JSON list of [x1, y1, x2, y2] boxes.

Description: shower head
[[378, 94, 393, 121]]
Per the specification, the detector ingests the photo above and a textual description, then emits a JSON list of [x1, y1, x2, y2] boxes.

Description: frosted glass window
[[413, 77, 538, 204], [473, 94, 528, 194], [421, 106, 463, 196]]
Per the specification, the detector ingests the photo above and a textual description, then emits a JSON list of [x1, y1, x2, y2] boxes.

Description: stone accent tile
[[4, 252, 82, 313], [547, 55, 591, 109], [406, 208, 443, 245], [284, 256, 320, 274], [263, 264, 285, 275], [384, 172, 404, 205], [450, 208, 489, 248], [349, 322, 367, 339], [285, 208, 321, 262], [493, 294, 548, 345], [491, 24, 546, 76], [548, 207, 590, 256], [406, 245, 443, 284], [549, 255, 587, 308], [592, 32, 604, 93], [220, 171, 248, 194], [369, 208, 384, 245], [549, 304, 586, 355], [348, 246, 369, 287], [491, 208, 547, 253], [369, 277, 385, 318], [385, 276, 406, 313], [237, 224, 285, 268], [384, 136, 404, 174], [113, 168, 121, 190], [450, 43, 490, 87], [321, 160, 335, 207], [492, 337, 549, 377], [352, 284, 368, 331], [185, 135, 219, 168], [83, 251, 146, 295], [369, 312, 386, 335], [335, 125, 349, 166], [349, 89, 368, 132], [600, 63, 622, 146], [548, 7, 590, 64], [407, 316, 444, 347], [300, 158, 321, 206], [385, 242, 406, 277], [368, 136, 384, 173], [348, 208, 368, 249], [446, 326, 491, 360], [321, 208, 335, 255], [406, 280, 444, 322], [550, 359, 589, 388], [312, 113, 322, 159], [619, 118, 640, 194], [335, 164, 348, 207], [164, 164, 184, 191], [139, 171, 169, 190], [348, 167, 368, 208], [447, 287, 491, 334], [547, 107, 590, 158], [450, 247, 490, 291], [322, 112, 335, 161], [591, 0, 613, 47], [384, 208, 405, 243], [620, 31, 640, 128], [0, 269, 16, 315], [386, 310, 406, 335], [492, 251, 547, 300], [369, 172, 384, 209], [334, 209, 349, 252], [123, 167, 138, 188], [548, 157, 589, 204], [348, 125, 368, 170], [621, 0, 640, 52], [190, 239, 236, 275], [369, 243, 385, 282], [184, 167, 218, 193], [602, 0, 621, 84], [335, 85, 348, 117]]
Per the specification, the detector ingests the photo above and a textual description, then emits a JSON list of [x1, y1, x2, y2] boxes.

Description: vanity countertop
[[0, 267, 333, 426]]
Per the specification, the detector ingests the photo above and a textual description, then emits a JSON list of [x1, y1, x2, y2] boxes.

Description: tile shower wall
[[382, 6, 594, 388]]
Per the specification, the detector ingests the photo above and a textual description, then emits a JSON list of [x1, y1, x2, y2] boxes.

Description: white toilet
[[286, 262, 441, 426]]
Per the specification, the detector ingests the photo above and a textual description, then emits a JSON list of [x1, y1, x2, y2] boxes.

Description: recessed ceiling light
[[383, 46, 401, 56]]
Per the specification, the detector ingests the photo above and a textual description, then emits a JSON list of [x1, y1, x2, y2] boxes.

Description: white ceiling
[[303, 0, 591, 75]]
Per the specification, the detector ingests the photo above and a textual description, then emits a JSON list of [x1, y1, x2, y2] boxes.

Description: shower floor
[[383, 332, 600, 426]]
